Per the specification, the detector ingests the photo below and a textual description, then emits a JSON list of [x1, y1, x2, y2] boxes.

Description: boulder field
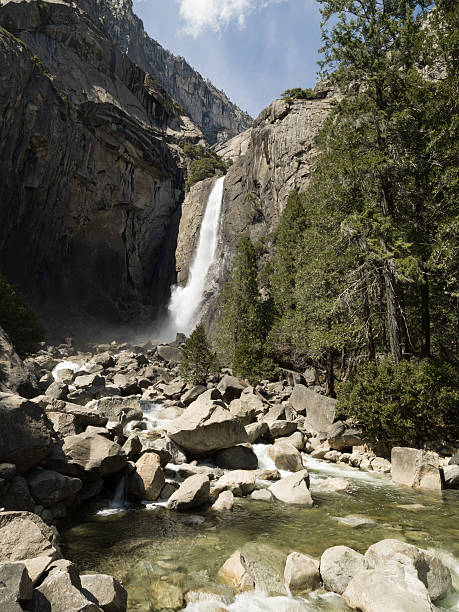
[[0, 334, 456, 610]]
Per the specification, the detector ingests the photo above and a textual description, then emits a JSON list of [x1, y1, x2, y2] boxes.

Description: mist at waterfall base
[[158, 176, 225, 342]]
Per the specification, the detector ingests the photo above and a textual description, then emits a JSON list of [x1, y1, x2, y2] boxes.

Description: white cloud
[[178, 0, 284, 37]]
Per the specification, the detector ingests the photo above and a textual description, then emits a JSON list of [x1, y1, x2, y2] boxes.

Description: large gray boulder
[[0, 395, 54, 473], [213, 470, 257, 497], [33, 565, 102, 612], [156, 345, 182, 365], [284, 552, 320, 595], [0, 511, 61, 563], [442, 464, 459, 489], [214, 445, 258, 470], [269, 442, 304, 472], [269, 470, 313, 506], [26, 469, 82, 507], [289, 384, 336, 435], [0, 327, 37, 398], [327, 421, 363, 450], [320, 546, 368, 595], [343, 554, 435, 612], [391, 448, 442, 491], [167, 397, 248, 456], [365, 539, 451, 601], [51, 433, 126, 479], [93, 397, 142, 424], [217, 375, 247, 403], [0, 561, 33, 603], [167, 474, 210, 511], [80, 574, 127, 612], [130, 453, 164, 501]]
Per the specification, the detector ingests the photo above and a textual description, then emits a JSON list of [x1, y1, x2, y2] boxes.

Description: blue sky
[[132, 0, 323, 118]]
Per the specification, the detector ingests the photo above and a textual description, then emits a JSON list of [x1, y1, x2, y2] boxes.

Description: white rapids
[[166, 175, 225, 337]]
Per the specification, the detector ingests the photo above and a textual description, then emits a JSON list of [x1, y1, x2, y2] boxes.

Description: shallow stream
[[64, 451, 459, 611]]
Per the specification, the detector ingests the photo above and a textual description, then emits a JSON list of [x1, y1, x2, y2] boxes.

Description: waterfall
[[166, 175, 225, 337]]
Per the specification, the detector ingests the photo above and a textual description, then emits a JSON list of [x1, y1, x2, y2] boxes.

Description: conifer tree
[[217, 237, 272, 383], [180, 324, 218, 385]]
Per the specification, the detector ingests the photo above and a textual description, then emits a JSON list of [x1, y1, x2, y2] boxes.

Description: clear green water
[[63, 455, 459, 611]]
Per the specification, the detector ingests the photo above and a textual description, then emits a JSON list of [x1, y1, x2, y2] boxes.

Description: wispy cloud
[[178, 0, 285, 37]]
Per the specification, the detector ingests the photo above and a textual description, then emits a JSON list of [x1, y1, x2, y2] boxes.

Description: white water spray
[[166, 175, 225, 337]]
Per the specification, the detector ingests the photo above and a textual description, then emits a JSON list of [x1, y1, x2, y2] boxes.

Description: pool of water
[[63, 452, 459, 611]]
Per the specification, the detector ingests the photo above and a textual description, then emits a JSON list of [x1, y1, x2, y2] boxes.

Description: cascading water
[[165, 175, 225, 338]]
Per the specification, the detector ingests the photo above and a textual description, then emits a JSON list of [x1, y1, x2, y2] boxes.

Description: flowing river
[[63, 439, 459, 612]]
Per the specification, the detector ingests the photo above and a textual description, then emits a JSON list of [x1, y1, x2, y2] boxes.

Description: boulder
[[33, 566, 102, 612], [0, 511, 61, 563], [245, 421, 268, 444], [156, 345, 182, 365], [211, 490, 234, 512], [442, 464, 459, 489], [238, 542, 288, 596], [213, 470, 257, 497], [130, 453, 164, 501], [269, 442, 304, 472], [73, 373, 105, 390], [0, 561, 33, 602], [47, 412, 80, 437], [94, 397, 142, 424], [80, 574, 127, 612], [92, 352, 115, 369], [267, 420, 297, 439], [449, 453, 459, 466], [320, 546, 368, 594], [327, 421, 363, 451], [251, 489, 273, 501], [45, 382, 69, 401], [284, 552, 320, 594], [289, 385, 336, 435], [269, 471, 313, 506], [0, 395, 54, 473], [228, 399, 256, 425], [317, 477, 354, 493], [371, 457, 391, 474], [0, 327, 37, 398], [167, 399, 248, 456], [217, 551, 255, 593], [21, 556, 53, 585], [181, 385, 206, 406], [46, 434, 126, 479], [343, 555, 435, 612], [214, 445, 258, 470], [47, 402, 108, 428], [0, 476, 36, 511], [167, 474, 210, 511], [121, 436, 141, 461], [282, 431, 304, 451], [147, 437, 187, 465], [365, 539, 451, 601], [323, 450, 341, 462], [26, 469, 82, 507], [217, 375, 247, 403], [391, 448, 442, 491]]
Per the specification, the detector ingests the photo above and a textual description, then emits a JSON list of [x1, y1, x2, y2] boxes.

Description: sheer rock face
[[84, 0, 253, 144], [175, 89, 338, 332], [0, 0, 203, 336]]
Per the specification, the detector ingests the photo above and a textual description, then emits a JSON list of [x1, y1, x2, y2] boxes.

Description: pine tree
[[217, 237, 272, 383], [180, 324, 218, 385]]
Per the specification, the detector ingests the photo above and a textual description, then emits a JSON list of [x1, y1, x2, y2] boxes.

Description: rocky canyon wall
[[0, 0, 204, 338], [175, 85, 338, 333], [84, 0, 253, 144]]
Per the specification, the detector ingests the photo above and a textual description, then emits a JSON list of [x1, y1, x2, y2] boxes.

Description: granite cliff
[[175, 86, 338, 329], [84, 0, 253, 144], [0, 0, 205, 337]]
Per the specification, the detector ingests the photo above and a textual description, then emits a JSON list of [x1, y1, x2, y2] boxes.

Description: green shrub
[[185, 156, 226, 192], [0, 274, 44, 357], [337, 358, 459, 449], [281, 87, 315, 104], [180, 324, 219, 384]]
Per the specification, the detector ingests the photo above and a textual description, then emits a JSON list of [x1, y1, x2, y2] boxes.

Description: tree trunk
[[383, 260, 403, 362], [420, 271, 431, 358], [326, 348, 336, 398], [360, 260, 376, 360]]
